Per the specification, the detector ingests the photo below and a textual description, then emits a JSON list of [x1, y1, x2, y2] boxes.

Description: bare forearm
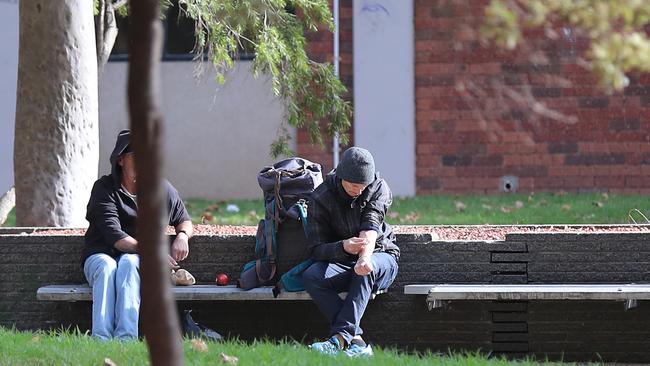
[[358, 230, 377, 258], [175, 220, 193, 239], [114, 236, 138, 253]]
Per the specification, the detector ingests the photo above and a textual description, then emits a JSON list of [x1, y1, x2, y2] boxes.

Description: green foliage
[[0, 327, 557, 365], [179, 0, 351, 156], [483, 0, 650, 92]]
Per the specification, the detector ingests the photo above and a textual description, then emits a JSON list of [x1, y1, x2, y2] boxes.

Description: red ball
[[215, 273, 229, 286]]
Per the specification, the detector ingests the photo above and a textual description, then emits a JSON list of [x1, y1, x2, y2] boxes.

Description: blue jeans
[[303, 252, 398, 345], [83, 253, 140, 340]]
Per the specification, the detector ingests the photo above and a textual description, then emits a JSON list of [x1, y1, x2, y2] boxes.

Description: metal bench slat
[[404, 284, 650, 300]]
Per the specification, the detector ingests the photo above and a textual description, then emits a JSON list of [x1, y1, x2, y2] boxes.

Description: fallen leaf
[[500, 206, 512, 213], [538, 199, 549, 207], [527, 195, 535, 202], [561, 204, 572, 211], [388, 212, 400, 219], [481, 204, 493, 210], [554, 190, 567, 196], [593, 201, 604, 208], [402, 211, 420, 224], [514, 201, 524, 209], [201, 212, 214, 224], [454, 201, 467, 212], [206, 204, 220, 211], [104, 358, 118, 366], [31, 336, 39, 343], [601, 192, 609, 200], [220, 353, 239, 365], [247, 210, 257, 217], [190, 338, 208, 353]]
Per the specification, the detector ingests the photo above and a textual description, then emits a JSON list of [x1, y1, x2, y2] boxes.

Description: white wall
[[98, 61, 291, 199], [0, 0, 19, 195], [353, 0, 415, 196]]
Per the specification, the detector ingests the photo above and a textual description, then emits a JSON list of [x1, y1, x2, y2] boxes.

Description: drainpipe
[[332, 0, 340, 168]]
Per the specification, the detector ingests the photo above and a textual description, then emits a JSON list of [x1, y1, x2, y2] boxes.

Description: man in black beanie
[[303, 147, 399, 357]]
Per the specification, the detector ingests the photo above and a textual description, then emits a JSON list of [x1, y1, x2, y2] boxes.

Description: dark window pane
[[165, 1, 195, 55], [110, 15, 130, 57]]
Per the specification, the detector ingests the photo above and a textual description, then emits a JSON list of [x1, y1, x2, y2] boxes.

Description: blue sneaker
[[309, 336, 342, 355], [345, 343, 374, 357]]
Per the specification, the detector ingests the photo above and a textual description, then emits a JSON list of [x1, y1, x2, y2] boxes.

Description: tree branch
[[0, 187, 15, 226]]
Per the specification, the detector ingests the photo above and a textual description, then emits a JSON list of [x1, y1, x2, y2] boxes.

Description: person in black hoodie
[[303, 147, 399, 357], [82, 129, 193, 340]]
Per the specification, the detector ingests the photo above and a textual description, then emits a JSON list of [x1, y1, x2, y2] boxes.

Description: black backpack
[[237, 157, 323, 291]]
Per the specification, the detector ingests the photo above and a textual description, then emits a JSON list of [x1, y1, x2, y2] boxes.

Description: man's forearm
[[176, 220, 193, 239], [358, 230, 377, 258], [114, 236, 138, 253]]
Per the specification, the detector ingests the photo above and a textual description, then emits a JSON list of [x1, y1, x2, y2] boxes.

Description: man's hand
[[168, 255, 180, 270], [354, 256, 373, 276], [343, 237, 367, 255], [171, 232, 189, 262]]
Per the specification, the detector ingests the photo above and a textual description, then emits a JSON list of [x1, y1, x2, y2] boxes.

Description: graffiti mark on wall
[[360, 1, 392, 33]]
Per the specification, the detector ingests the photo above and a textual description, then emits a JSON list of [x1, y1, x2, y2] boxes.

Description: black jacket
[[307, 172, 400, 262], [82, 130, 190, 265]]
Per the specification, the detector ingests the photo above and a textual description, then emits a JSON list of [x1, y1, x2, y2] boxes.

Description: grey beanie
[[336, 147, 376, 184]]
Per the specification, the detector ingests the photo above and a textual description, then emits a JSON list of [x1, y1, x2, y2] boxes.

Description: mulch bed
[[10, 224, 650, 241]]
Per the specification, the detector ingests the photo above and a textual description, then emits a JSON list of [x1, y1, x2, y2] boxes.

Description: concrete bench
[[37, 284, 385, 302], [404, 284, 650, 311]]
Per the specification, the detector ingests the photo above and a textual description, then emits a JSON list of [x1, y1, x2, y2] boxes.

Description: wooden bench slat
[[404, 284, 650, 300], [37, 284, 386, 302]]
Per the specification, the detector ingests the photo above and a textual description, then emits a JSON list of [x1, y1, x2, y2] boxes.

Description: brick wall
[[2, 228, 650, 362], [300, 1, 650, 193], [415, 0, 650, 194]]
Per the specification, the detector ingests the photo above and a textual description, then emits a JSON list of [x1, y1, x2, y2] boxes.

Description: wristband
[[177, 230, 189, 238]]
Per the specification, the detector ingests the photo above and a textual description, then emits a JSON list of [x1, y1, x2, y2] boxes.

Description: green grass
[[184, 193, 649, 226], [0, 327, 563, 366], [3, 193, 649, 227]]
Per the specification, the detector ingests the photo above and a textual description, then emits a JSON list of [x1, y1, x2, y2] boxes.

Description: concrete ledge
[[37, 284, 386, 302], [37, 284, 313, 301]]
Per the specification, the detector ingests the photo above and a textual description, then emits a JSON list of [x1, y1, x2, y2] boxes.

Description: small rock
[[104, 358, 118, 366], [226, 204, 240, 213]]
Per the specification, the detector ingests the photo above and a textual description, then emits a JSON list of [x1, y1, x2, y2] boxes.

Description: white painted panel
[[353, 0, 415, 196], [99, 61, 291, 199], [0, 0, 19, 194]]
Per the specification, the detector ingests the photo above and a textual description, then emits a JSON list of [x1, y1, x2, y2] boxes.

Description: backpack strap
[[257, 203, 277, 283], [296, 199, 309, 237]]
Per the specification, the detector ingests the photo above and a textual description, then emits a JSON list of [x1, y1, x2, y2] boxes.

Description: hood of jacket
[[109, 129, 132, 186]]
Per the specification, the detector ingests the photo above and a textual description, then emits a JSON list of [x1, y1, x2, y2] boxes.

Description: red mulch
[[14, 224, 650, 241]]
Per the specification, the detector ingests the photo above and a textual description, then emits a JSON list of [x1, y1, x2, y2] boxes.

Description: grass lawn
[[0, 328, 560, 366], [184, 193, 648, 226], [3, 193, 649, 227]]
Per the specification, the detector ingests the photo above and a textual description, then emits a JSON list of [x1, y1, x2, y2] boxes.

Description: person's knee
[[88, 255, 117, 281], [302, 263, 325, 288], [118, 254, 140, 271]]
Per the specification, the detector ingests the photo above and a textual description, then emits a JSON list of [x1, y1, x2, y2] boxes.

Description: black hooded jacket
[[307, 171, 400, 262], [81, 130, 190, 265]]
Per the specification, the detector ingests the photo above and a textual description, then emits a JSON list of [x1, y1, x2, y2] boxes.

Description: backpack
[[237, 157, 322, 294]]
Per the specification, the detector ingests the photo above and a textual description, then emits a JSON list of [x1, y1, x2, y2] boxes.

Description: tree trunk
[[14, 0, 98, 227], [128, 1, 184, 365]]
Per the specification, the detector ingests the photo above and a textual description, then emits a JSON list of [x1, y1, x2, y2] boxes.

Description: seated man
[[303, 147, 399, 357], [81, 129, 193, 340]]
